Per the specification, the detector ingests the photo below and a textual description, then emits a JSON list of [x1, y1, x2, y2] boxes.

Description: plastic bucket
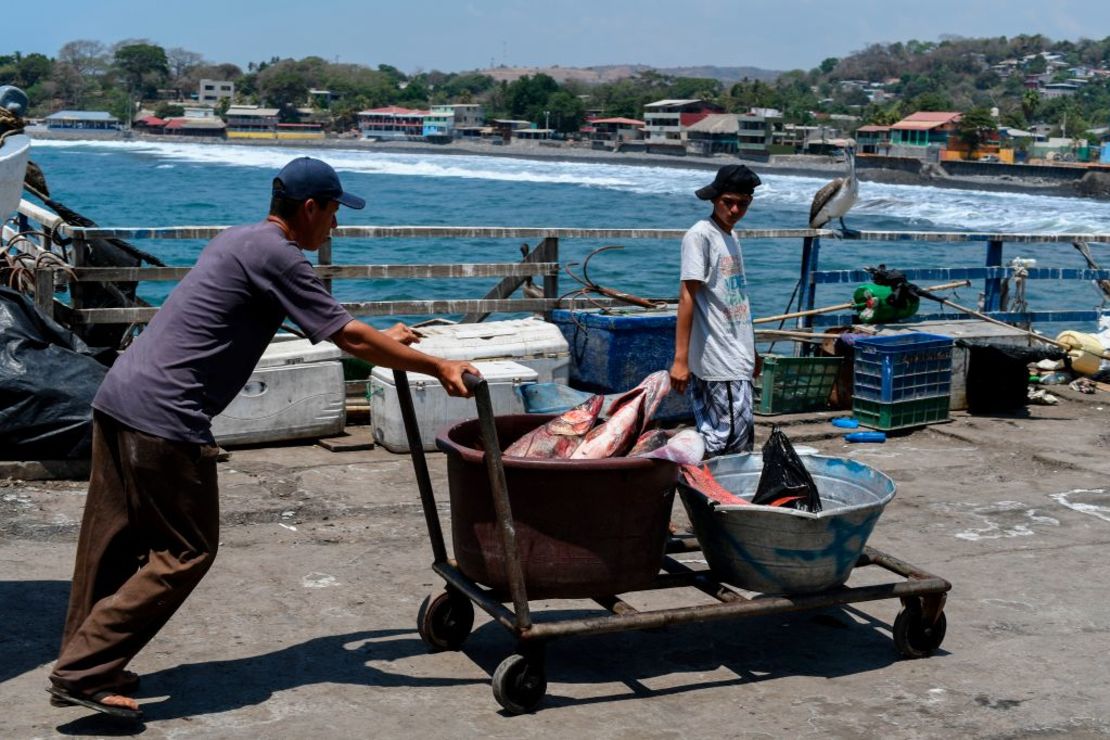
[[437, 414, 678, 599]]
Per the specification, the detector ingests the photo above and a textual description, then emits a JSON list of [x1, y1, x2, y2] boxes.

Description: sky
[[6, 0, 1110, 74]]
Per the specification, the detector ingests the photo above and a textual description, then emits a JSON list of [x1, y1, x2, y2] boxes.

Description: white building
[[198, 79, 234, 106]]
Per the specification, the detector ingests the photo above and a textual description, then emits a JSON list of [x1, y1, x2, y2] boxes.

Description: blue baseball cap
[[272, 157, 365, 210]]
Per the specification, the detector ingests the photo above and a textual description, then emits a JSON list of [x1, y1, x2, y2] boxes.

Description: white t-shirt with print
[[679, 218, 756, 381]]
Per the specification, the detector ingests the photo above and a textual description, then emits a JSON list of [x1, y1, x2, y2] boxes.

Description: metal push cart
[[394, 370, 951, 714]]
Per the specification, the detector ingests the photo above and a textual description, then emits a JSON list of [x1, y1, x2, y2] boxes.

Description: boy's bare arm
[[669, 279, 702, 394]]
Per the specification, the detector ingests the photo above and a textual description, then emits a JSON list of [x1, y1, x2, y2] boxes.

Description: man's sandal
[[49, 671, 140, 708], [46, 686, 143, 720]]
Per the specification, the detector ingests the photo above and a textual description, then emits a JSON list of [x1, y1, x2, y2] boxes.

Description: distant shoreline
[[26, 128, 1110, 201]]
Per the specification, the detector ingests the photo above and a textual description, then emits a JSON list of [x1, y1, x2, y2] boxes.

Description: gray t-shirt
[[679, 218, 756, 381], [93, 221, 353, 443]]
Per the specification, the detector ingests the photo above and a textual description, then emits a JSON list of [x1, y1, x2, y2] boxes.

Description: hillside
[[478, 63, 781, 85]]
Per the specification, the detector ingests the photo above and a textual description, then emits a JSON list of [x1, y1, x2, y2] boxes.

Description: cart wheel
[[893, 603, 947, 659], [492, 653, 547, 714], [417, 590, 474, 651]]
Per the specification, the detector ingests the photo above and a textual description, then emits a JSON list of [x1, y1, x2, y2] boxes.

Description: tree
[[544, 90, 585, 133], [957, 106, 996, 156], [166, 47, 204, 79], [256, 60, 309, 118], [114, 43, 169, 99], [1021, 89, 1040, 121], [154, 101, 185, 118], [15, 53, 53, 88], [819, 57, 839, 75], [57, 40, 107, 78]]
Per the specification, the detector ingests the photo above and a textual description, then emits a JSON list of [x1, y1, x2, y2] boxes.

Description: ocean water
[[27, 139, 1110, 330]]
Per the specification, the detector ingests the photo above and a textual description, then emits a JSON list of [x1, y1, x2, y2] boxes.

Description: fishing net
[[752, 426, 823, 512]]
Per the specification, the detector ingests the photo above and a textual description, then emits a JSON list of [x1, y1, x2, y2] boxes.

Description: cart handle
[[462, 371, 486, 395]]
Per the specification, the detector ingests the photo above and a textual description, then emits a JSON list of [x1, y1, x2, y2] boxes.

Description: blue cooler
[[551, 308, 692, 422]]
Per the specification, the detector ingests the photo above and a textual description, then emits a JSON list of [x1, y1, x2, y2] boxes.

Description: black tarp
[[0, 287, 113, 459], [961, 340, 1065, 414]]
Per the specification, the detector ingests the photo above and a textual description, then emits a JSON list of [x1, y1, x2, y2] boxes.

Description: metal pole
[[983, 239, 1004, 312], [393, 370, 448, 564], [465, 373, 533, 631]]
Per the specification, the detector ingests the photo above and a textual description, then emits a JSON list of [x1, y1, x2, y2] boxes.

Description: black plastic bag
[[752, 427, 823, 512], [0, 287, 113, 459]]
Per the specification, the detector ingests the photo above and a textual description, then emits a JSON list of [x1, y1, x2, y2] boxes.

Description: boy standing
[[669, 165, 761, 457]]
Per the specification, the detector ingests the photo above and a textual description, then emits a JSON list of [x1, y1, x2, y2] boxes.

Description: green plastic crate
[[852, 395, 950, 431], [753, 355, 842, 415]]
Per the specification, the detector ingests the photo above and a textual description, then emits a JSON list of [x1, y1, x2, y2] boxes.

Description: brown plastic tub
[[436, 414, 678, 599]]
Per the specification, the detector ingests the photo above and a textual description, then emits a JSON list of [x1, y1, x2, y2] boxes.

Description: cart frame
[[395, 370, 951, 713]]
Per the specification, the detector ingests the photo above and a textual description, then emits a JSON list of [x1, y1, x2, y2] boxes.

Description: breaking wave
[[32, 138, 1110, 233]]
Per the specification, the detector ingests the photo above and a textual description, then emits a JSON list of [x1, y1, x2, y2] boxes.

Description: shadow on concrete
[[119, 629, 485, 723], [0, 580, 69, 684], [462, 603, 944, 711]]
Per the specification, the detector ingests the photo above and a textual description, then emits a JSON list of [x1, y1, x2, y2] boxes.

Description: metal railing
[[6, 198, 1110, 331]]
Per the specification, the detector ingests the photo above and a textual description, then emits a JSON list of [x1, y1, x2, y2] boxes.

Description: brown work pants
[[50, 411, 220, 695]]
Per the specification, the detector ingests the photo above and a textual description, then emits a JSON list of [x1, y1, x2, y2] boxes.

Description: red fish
[[503, 394, 605, 458], [680, 464, 749, 506], [571, 371, 671, 459]]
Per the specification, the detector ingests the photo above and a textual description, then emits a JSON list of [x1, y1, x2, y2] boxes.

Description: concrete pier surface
[[2, 387, 1109, 738]]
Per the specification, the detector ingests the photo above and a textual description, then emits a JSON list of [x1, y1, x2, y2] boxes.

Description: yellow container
[[1056, 330, 1106, 376]]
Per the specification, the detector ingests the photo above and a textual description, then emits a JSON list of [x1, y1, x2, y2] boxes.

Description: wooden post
[[33, 267, 54, 319], [983, 239, 1004, 313], [319, 237, 333, 294], [461, 237, 558, 323], [542, 237, 559, 322]]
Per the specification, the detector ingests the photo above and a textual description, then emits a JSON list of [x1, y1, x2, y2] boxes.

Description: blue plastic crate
[[852, 332, 954, 403]]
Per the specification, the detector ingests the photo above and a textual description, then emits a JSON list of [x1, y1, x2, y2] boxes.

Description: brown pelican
[[809, 147, 859, 237]]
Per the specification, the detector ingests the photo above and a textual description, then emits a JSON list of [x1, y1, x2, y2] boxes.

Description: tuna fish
[[628, 429, 671, 456], [571, 371, 671, 459], [635, 429, 705, 465], [503, 394, 605, 458]]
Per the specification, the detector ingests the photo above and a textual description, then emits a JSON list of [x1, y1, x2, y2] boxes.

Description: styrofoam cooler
[[409, 319, 569, 382], [370, 360, 537, 452], [212, 338, 345, 446]]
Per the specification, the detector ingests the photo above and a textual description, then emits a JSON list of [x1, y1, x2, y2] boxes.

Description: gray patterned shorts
[[689, 376, 754, 457]]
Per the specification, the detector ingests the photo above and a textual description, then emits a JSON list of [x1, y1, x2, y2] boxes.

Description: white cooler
[[212, 338, 346, 446], [410, 319, 569, 382], [370, 360, 537, 452]]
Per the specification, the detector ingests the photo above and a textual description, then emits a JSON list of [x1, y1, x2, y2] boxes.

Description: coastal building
[[736, 110, 782, 155], [44, 110, 120, 131], [856, 125, 892, 155], [358, 106, 430, 140], [423, 104, 486, 139], [197, 79, 234, 106], [163, 117, 227, 138], [580, 117, 644, 143], [132, 116, 166, 134], [275, 123, 325, 140], [225, 106, 280, 139], [513, 127, 553, 141], [685, 114, 740, 155], [1040, 82, 1079, 99], [641, 99, 724, 151], [889, 111, 962, 159]]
